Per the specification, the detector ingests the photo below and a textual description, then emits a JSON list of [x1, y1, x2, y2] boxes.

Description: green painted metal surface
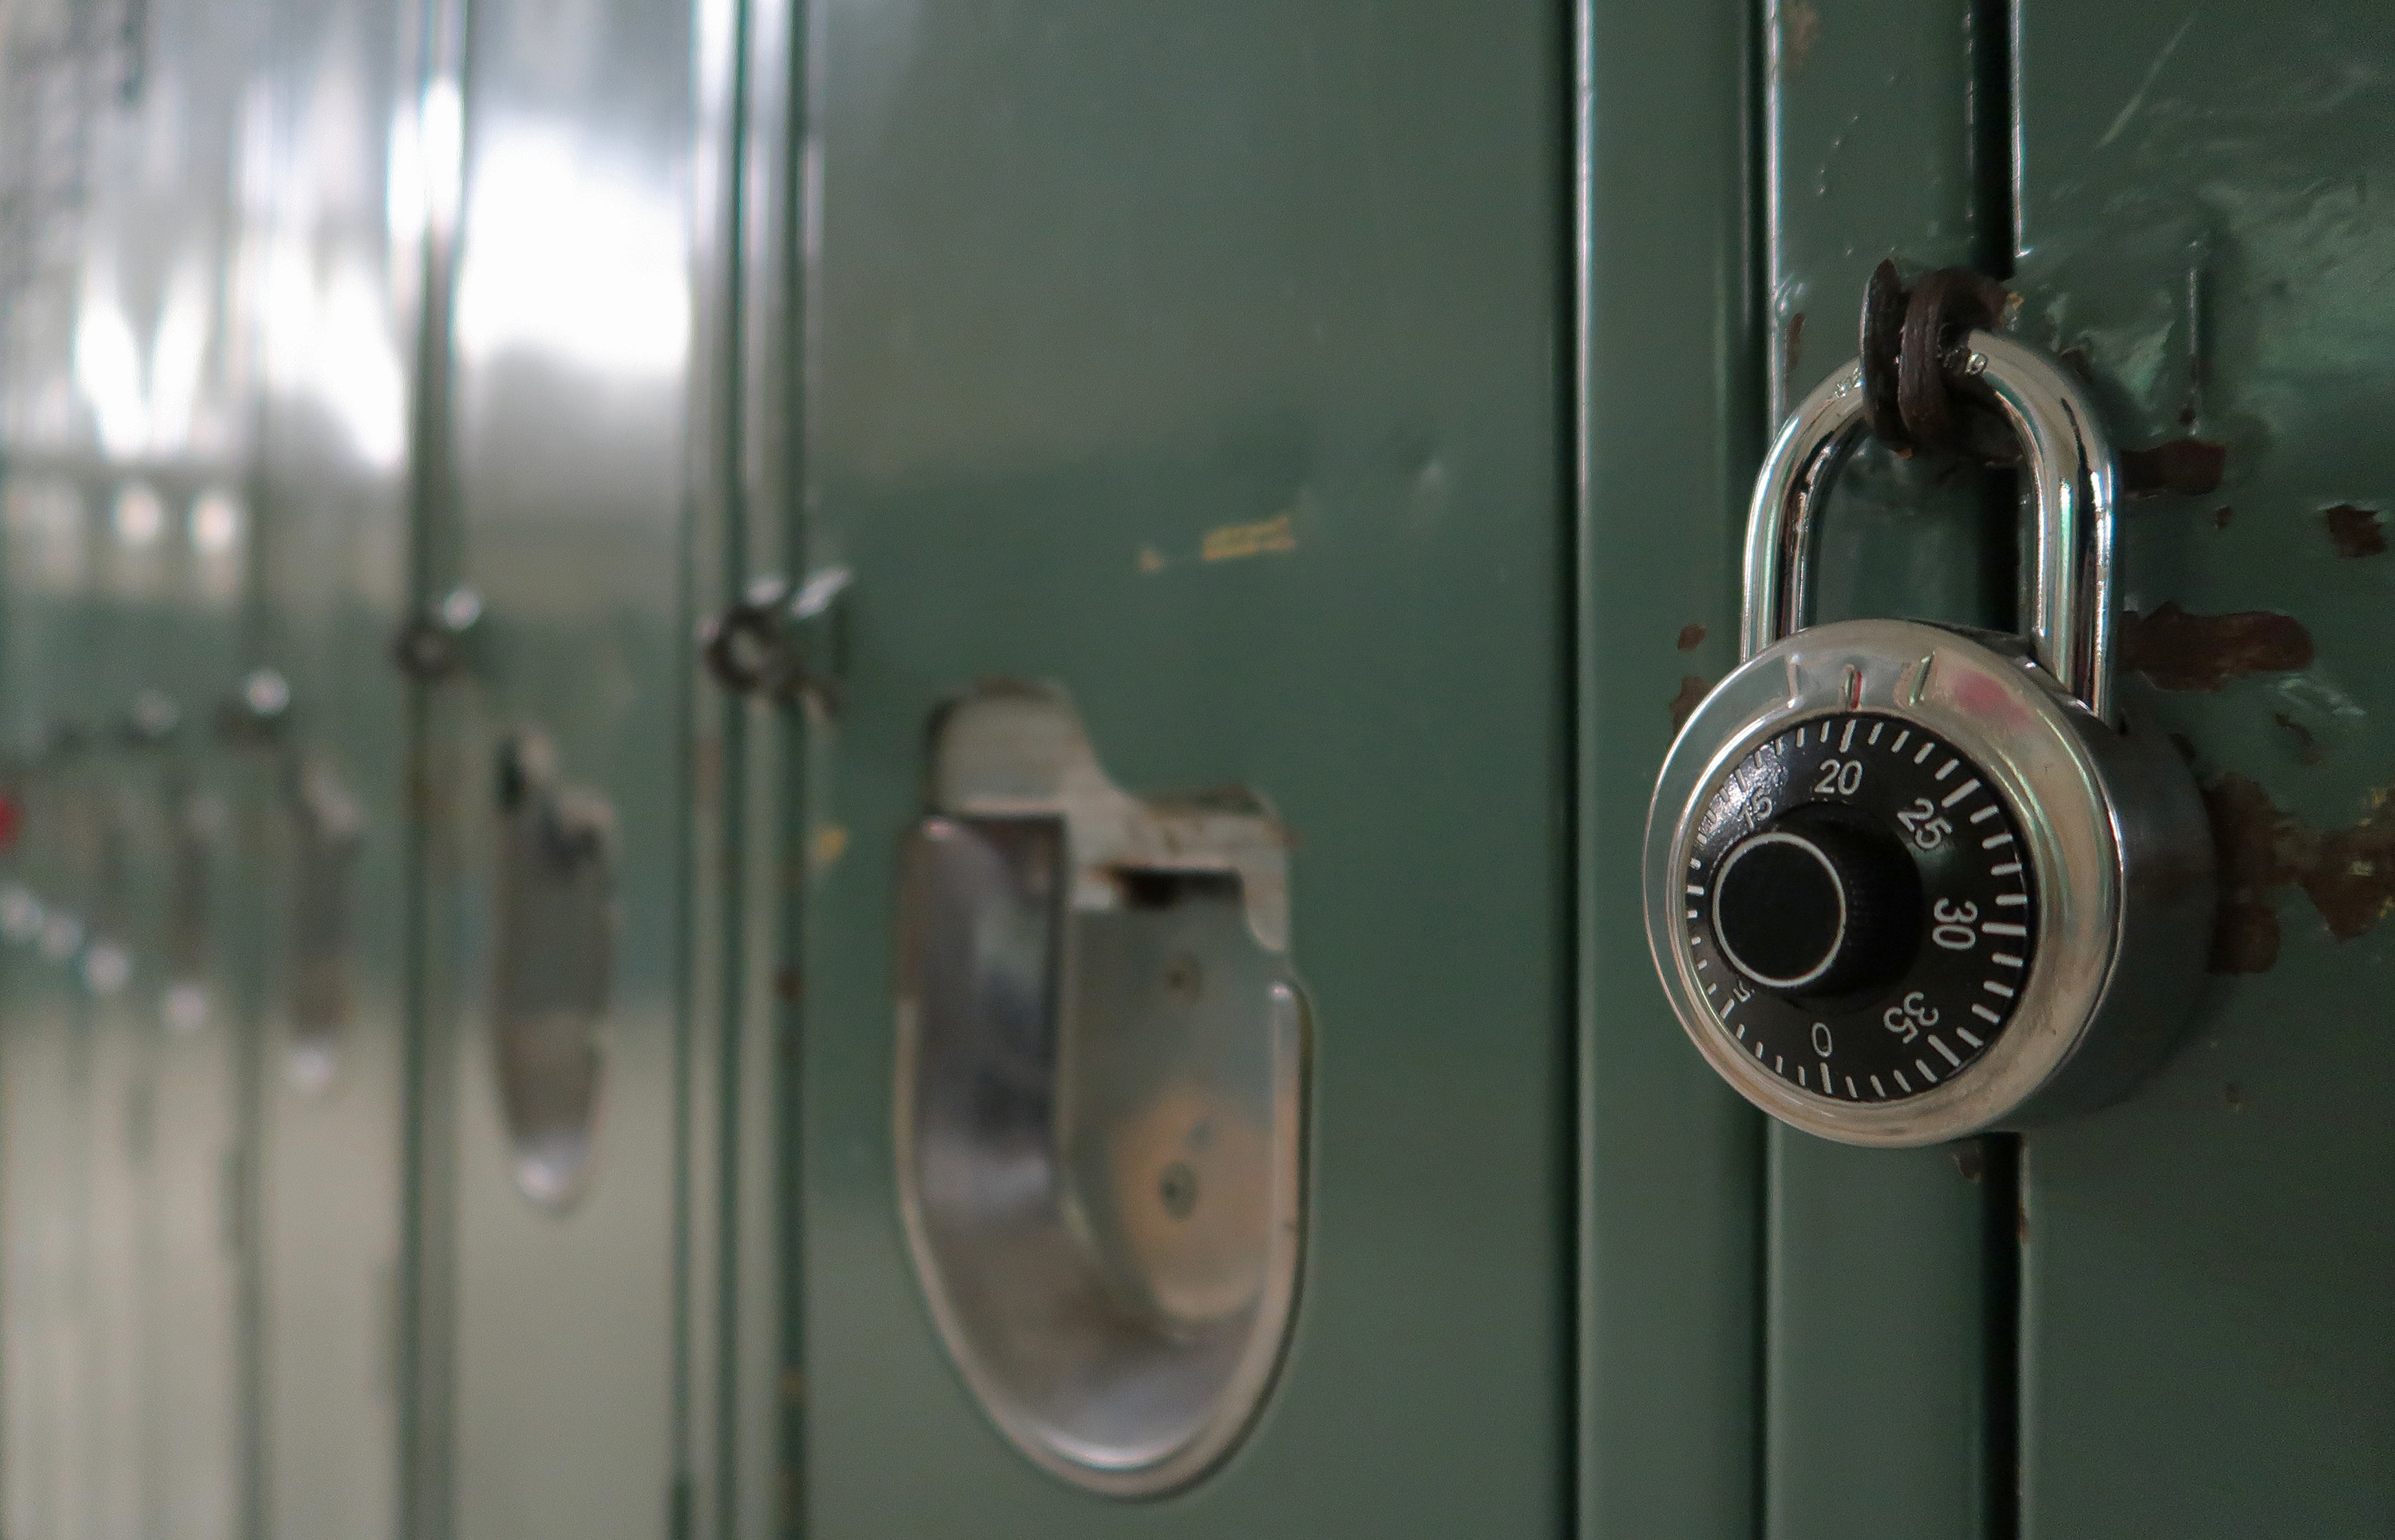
[[2013, 2, 2395, 1531], [1760, 5, 2009, 1538], [795, 1, 1569, 1532], [1576, 1, 1767, 1536]]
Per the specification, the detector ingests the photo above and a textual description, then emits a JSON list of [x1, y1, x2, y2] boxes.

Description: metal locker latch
[[895, 683, 1308, 1498], [493, 726, 616, 1210], [284, 754, 362, 1089]]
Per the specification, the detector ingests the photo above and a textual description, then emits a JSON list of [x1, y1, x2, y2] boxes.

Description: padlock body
[[1645, 618, 2213, 1146]]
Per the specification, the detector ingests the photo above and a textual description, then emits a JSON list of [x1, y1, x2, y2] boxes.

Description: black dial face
[[1684, 711, 2037, 1103]]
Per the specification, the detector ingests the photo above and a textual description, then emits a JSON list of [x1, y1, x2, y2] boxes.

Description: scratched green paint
[[2013, 2, 2395, 1532]]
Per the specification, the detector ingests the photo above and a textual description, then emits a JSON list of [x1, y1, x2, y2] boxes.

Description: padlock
[[1644, 331, 2215, 1146]]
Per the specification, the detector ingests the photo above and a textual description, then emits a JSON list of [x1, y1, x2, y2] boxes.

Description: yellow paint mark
[[1201, 512, 1297, 564], [810, 824, 849, 870], [1137, 545, 1167, 574]]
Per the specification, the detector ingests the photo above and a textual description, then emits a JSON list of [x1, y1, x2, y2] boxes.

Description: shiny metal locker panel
[[245, 0, 418, 1528], [0, 0, 269, 1526], [423, 0, 695, 1530]]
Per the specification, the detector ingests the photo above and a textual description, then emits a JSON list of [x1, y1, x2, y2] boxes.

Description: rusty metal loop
[[1898, 267, 2012, 458], [1858, 259, 2015, 462], [1859, 259, 1911, 451]]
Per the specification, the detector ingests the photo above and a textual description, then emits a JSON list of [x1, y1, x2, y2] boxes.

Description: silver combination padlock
[[1644, 331, 2215, 1146]]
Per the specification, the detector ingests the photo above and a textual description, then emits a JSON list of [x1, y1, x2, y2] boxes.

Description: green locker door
[[0, 0, 267, 1530], [2009, 3, 2395, 1531], [792, 2, 1573, 1533], [404, 0, 699, 1531], [247, 0, 420, 1528], [1588, 2, 2395, 1538]]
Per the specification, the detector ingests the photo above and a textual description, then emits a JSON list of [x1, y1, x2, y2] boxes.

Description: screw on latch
[[699, 564, 851, 712], [215, 668, 293, 747], [121, 690, 182, 749], [392, 585, 485, 683]]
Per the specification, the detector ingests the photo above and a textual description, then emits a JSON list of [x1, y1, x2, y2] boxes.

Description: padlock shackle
[[1740, 330, 2119, 723]]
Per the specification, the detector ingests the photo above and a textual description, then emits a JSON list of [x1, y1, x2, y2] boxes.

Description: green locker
[[2009, 3, 2395, 1531], [3, 0, 2391, 1536], [1757, 6, 2011, 1538], [0, 0, 267, 1528], [1595, 2, 2395, 1538], [788, 0, 1572, 1532], [398, 0, 701, 1530], [246, 0, 420, 1528]]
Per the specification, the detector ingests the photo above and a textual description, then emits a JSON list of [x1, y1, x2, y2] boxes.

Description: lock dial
[[1685, 711, 2037, 1103]]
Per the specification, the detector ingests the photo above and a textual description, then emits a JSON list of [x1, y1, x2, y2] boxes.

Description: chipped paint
[[1780, 0, 1819, 76], [1137, 545, 1167, 574], [2119, 438, 2227, 498], [2119, 602, 2313, 691], [1669, 675, 1708, 731], [2322, 504, 2385, 559], [810, 824, 849, 871], [1676, 624, 1706, 652], [2203, 771, 2395, 972], [1201, 513, 1296, 563]]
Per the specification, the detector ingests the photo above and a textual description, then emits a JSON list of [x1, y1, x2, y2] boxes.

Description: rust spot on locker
[[1781, 313, 1804, 405], [774, 967, 802, 1003], [2322, 504, 2386, 559], [1780, 0, 1819, 73], [2200, 771, 2395, 972], [2117, 602, 2312, 691], [1669, 675, 1708, 732], [2119, 438, 2227, 499], [2212, 505, 2234, 530], [1676, 624, 1706, 652], [2204, 773, 2306, 974]]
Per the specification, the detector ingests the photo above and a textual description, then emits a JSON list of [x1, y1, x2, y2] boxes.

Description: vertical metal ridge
[[1578, 0, 1769, 1531], [394, 0, 474, 1526], [676, 0, 751, 1523]]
